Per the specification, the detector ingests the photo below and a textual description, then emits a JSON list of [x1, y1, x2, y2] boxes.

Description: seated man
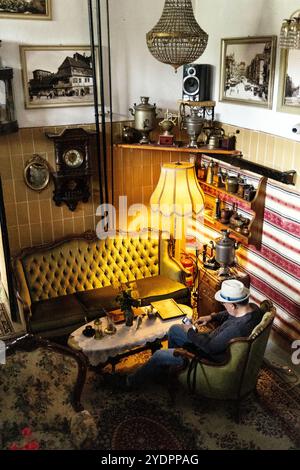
[[119, 279, 263, 390]]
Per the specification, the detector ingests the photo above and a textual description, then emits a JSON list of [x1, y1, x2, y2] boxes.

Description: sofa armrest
[[159, 238, 189, 284], [14, 259, 32, 311], [13, 259, 32, 330], [69, 410, 98, 449]]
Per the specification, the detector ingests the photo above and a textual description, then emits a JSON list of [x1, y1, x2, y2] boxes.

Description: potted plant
[[115, 282, 140, 327]]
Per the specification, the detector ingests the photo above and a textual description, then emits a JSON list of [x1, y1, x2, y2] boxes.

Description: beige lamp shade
[[150, 162, 204, 242]]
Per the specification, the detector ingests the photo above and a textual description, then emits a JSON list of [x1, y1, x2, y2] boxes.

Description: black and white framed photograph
[[277, 48, 300, 115], [20, 45, 97, 109], [0, 0, 51, 20], [219, 36, 277, 109]]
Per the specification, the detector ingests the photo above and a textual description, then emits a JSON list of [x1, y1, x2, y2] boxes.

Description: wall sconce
[[279, 10, 300, 49]]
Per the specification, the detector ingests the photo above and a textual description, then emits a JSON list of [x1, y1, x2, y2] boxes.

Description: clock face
[[63, 149, 84, 168]]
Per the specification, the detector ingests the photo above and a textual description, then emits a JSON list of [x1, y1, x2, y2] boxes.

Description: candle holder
[[104, 313, 117, 335], [94, 319, 104, 340]]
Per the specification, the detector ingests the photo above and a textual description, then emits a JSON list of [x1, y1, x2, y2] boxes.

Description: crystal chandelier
[[146, 0, 208, 71], [279, 10, 300, 49]]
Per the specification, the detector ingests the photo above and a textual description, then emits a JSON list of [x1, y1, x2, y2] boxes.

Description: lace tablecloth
[[69, 306, 191, 366]]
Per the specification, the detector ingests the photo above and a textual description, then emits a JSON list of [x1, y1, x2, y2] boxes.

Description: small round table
[[68, 304, 192, 369]]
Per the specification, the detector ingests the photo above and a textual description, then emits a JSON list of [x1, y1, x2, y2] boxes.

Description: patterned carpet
[[81, 352, 300, 450]]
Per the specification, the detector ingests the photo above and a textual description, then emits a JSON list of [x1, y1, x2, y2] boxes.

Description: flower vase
[[124, 308, 134, 327]]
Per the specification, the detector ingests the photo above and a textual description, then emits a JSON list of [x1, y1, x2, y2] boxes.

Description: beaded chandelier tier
[[146, 0, 208, 71], [279, 10, 300, 49]]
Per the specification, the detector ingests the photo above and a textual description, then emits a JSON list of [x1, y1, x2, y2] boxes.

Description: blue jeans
[[127, 324, 191, 388]]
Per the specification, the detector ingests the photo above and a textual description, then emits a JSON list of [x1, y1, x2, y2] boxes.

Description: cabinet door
[[197, 284, 222, 316]]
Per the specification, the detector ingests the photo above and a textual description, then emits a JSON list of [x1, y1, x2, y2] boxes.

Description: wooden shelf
[[116, 143, 242, 156], [115, 143, 296, 185], [177, 100, 216, 107], [204, 214, 250, 245], [199, 177, 267, 248]]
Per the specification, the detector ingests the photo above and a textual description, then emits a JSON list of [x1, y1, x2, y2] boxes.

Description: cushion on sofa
[[75, 276, 189, 314], [136, 276, 189, 306], [76, 285, 120, 314], [30, 294, 86, 334]]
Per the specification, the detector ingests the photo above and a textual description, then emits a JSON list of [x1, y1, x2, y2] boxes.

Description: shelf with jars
[[197, 158, 267, 248]]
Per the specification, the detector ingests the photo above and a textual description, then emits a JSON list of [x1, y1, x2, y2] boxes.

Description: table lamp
[[150, 162, 205, 258]]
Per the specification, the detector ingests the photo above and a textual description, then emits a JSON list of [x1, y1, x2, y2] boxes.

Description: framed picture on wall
[[0, 0, 51, 20], [219, 36, 277, 109], [20, 45, 97, 109], [277, 48, 300, 114]]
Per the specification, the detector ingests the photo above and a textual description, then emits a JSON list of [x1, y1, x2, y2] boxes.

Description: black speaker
[[182, 64, 212, 102]]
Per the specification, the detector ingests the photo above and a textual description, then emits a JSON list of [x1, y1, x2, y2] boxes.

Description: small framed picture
[[0, 0, 51, 20], [20, 45, 97, 109], [219, 36, 277, 109], [277, 48, 300, 115]]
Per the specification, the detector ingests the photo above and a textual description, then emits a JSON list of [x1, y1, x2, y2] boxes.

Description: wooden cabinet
[[197, 262, 250, 317], [198, 176, 267, 249]]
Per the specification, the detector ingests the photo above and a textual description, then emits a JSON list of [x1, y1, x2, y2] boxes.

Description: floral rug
[[81, 351, 300, 451]]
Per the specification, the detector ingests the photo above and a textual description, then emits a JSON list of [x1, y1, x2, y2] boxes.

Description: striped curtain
[[199, 159, 300, 341]]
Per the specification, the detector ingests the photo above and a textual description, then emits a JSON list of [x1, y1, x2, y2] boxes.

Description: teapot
[[122, 126, 142, 144], [221, 173, 239, 193], [206, 127, 225, 149]]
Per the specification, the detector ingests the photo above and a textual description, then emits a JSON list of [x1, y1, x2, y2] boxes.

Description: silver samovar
[[182, 108, 204, 148], [129, 97, 157, 144], [214, 230, 239, 278]]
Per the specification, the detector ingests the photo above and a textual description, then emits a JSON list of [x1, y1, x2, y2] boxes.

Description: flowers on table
[[113, 281, 141, 327]]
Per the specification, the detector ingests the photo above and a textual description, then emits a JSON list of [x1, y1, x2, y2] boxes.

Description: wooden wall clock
[[46, 127, 95, 211]]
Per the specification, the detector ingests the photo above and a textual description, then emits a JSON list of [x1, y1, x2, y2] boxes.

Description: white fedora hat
[[215, 279, 250, 303]]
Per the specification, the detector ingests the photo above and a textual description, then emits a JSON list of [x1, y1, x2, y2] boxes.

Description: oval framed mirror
[[24, 154, 50, 191]]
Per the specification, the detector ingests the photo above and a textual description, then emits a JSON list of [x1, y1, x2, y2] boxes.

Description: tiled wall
[[1, 121, 299, 256], [223, 124, 300, 191], [0, 122, 128, 255]]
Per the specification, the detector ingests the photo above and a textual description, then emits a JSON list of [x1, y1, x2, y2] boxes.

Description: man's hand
[[194, 314, 212, 326]]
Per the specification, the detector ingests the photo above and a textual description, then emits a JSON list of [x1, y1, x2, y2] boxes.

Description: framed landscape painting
[[277, 48, 300, 115], [20, 45, 97, 109], [0, 0, 51, 20], [219, 36, 277, 109]]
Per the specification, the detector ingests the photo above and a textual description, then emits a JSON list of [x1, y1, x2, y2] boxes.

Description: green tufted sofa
[[14, 230, 189, 338]]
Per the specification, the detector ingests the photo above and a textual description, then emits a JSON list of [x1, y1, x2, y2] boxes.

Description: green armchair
[[172, 300, 275, 420], [0, 335, 97, 450]]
